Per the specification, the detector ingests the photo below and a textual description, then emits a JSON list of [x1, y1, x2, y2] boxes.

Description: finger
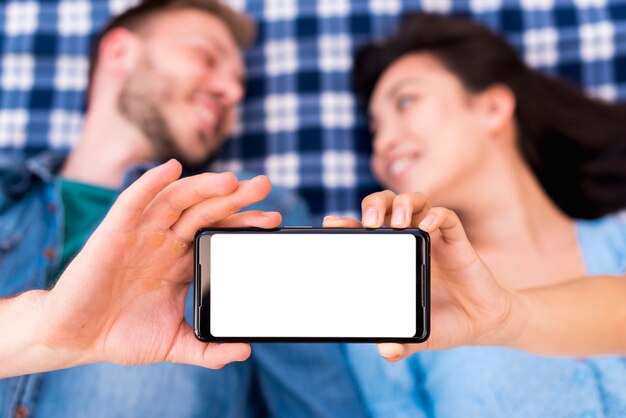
[[142, 172, 239, 230], [390, 193, 431, 229], [212, 210, 282, 229], [377, 343, 410, 362], [361, 190, 397, 228], [418, 207, 469, 245], [322, 216, 362, 228], [418, 207, 484, 274], [166, 322, 251, 369], [103, 160, 182, 230], [171, 176, 273, 240]]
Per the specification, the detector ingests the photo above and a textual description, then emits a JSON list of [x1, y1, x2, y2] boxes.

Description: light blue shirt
[[346, 212, 626, 418]]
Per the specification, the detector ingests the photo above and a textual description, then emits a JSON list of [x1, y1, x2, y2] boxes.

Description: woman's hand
[[324, 191, 522, 361]]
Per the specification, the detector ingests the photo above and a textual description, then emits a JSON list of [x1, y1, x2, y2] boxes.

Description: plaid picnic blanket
[[2, 0, 625, 223]]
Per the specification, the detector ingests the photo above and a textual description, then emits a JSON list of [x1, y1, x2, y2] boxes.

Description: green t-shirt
[[50, 179, 117, 287]]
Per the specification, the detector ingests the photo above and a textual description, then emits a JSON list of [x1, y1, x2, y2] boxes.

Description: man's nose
[[207, 71, 244, 106]]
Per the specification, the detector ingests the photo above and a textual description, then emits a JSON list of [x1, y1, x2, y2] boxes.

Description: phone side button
[[420, 265, 426, 307], [196, 264, 202, 308]]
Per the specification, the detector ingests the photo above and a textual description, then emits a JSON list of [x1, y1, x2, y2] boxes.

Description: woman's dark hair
[[354, 12, 626, 219]]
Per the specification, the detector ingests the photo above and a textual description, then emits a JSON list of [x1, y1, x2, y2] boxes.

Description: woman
[[325, 12, 626, 418]]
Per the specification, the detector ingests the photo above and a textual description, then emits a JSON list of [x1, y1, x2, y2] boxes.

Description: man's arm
[[0, 290, 81, 377], [0, 160, 281, 378]]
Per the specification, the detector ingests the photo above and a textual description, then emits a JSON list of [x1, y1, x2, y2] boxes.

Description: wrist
[[480, 287, 528, 348], [12, 289, 49, 353], [0, 290, 59, 377], [36, 289, 96, 370], [495, 288, 529, 348], [29, 289, 88, 372]]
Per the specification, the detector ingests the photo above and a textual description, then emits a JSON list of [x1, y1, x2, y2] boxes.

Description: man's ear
[[476, 84, 516, 138], [97, 28, 142, 80]]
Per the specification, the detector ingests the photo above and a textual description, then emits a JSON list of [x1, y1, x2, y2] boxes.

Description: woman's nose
[[373, 123, 399, 156]]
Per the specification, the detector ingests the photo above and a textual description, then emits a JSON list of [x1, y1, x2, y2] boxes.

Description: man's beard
[[117, 57, 215, 168]]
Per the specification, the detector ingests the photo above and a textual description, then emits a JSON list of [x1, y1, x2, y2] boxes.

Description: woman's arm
[[511, 275, 626, 357], [0, 159, 281, 378], [324, 190, 626, 359]]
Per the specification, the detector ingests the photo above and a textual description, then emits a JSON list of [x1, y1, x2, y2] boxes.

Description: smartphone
[[194, 227, 429, 343]]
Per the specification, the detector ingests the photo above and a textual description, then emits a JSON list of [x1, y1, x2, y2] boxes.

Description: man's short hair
[[86, 0, 255, 100]]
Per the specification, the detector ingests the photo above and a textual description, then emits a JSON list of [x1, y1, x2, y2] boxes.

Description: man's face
[[118, 9, 245, 166]]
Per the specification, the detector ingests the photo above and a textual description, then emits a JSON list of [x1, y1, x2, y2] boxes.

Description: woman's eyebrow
[[385, 78, 424, 100]]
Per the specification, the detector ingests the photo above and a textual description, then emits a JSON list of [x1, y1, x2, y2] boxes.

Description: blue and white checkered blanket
[[2, 0, 625, 223]]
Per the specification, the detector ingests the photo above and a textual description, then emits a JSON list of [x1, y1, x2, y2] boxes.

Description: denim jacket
[[0, 151, 311, 415], [0, 151, 65, 296], [0, 150, 310, 296]]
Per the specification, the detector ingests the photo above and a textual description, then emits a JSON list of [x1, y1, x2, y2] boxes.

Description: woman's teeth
[[388, 158, 413, 178]]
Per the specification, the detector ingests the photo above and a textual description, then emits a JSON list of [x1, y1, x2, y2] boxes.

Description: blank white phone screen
[[208, 234, 418, 338]]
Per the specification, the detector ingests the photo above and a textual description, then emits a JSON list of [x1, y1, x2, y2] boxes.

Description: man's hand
[[27, 160, 280, 375], [324, 191, 521, 361]]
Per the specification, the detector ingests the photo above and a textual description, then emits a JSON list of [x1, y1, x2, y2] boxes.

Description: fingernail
[[363, 207, 377, 226], [420, 214, 435, 228], [379, 346, 402, 359], [391, 208, 405, 226]]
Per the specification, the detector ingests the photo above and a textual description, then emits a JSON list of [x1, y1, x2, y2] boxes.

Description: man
[[0, 0, 367, 416]]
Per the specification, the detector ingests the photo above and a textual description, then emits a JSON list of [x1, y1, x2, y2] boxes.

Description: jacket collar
[[0, 150, 159, 201]]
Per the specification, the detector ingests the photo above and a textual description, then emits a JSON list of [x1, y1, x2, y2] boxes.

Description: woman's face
[[368, 53, 490, 206]]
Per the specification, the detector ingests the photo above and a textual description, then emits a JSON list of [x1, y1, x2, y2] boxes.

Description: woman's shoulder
[[575, 210, 626, 275]]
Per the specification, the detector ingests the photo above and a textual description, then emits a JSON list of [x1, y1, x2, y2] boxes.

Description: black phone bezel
[[193, 227, 430, 343]]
